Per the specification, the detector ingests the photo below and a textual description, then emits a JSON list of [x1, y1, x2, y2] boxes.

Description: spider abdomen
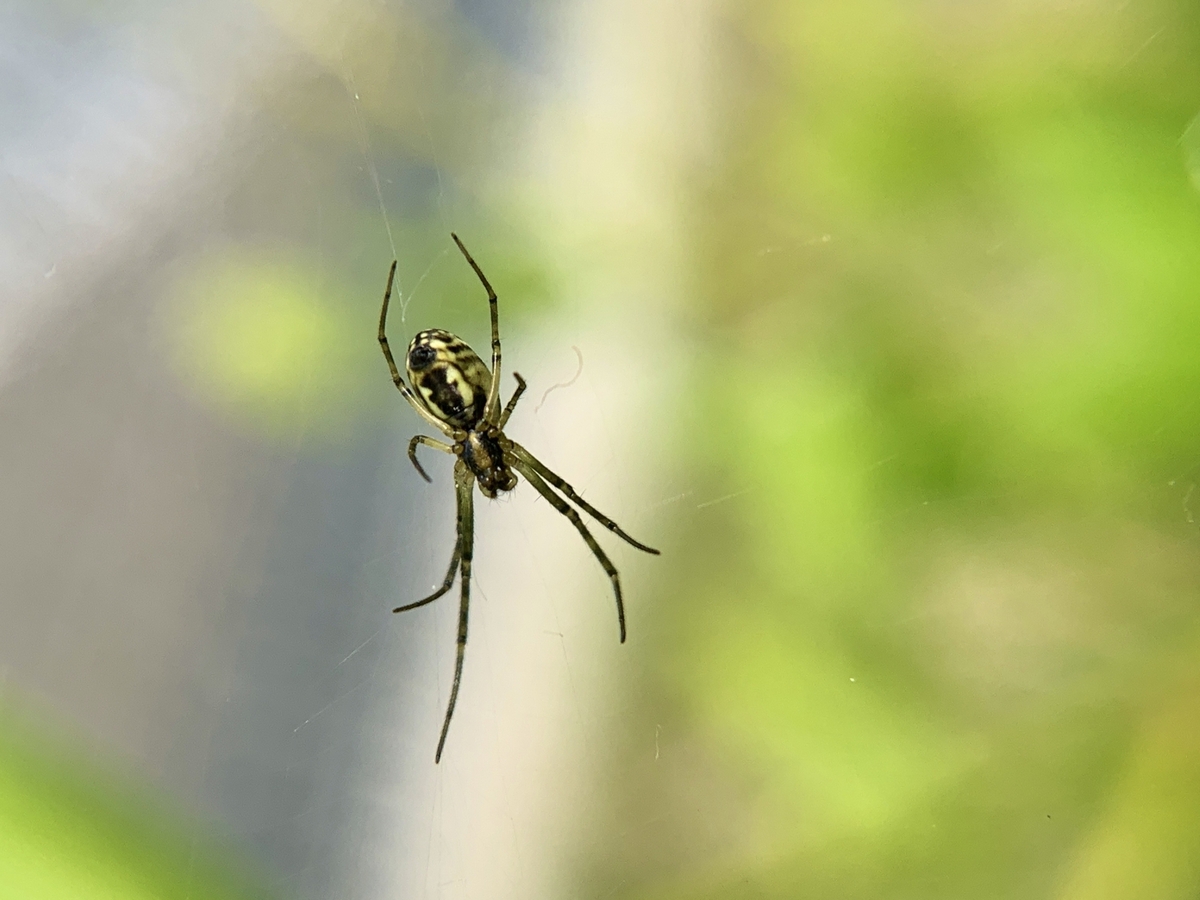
[[406, 329, 491, 429]]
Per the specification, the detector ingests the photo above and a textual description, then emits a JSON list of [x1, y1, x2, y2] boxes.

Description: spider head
[[465, 431, 519, 498], [406, 329, 492, 429]]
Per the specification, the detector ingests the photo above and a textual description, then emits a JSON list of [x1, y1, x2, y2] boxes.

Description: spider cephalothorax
[[378, 233, 660, 763], [461, 430, 518, 498]]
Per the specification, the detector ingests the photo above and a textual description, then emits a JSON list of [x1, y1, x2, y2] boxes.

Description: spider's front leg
[[393, 537, 460, 613], [435, 460, 476, 763], [507, 457, 631, 643], [508, 442, 659, 555]]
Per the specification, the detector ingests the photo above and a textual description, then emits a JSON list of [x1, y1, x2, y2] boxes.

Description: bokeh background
[[3, 0, 1200, 898]]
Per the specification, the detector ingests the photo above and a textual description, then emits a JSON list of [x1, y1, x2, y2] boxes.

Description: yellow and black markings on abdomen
[[406, 329, 492, 429]]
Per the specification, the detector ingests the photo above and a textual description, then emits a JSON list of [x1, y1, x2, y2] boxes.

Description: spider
[[378, 233, 660, 763]]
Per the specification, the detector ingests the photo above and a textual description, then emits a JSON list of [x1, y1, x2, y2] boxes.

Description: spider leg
[[378, 260, 454, 436], [408, 435, 454, 483], [393, 538, 460, 613], [435, 460, 476, 763], [508, 457, 629, 643], [507, 442, 660, 555], [451, 233, 503, 424], [498, 373, 527, 428]]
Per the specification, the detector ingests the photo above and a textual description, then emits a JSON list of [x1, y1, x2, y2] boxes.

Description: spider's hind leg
[[451, 233, 503, 422], [379, 261, 454, 436]]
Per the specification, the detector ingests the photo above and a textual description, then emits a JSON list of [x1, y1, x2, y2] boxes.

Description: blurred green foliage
[[0, 705, 270, 900], [604, 2, 1200, 899], [164, 249, 372, 442], [159, 227, 556, 445]]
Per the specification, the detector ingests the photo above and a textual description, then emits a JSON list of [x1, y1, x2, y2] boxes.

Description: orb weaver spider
[[378, 234, 660, 763]]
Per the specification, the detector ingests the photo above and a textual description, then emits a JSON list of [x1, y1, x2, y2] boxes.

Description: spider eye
[[408, 344, 437, 370]]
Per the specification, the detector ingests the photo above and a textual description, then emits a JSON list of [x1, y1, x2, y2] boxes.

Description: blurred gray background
[[0, 1, 680, 897]]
